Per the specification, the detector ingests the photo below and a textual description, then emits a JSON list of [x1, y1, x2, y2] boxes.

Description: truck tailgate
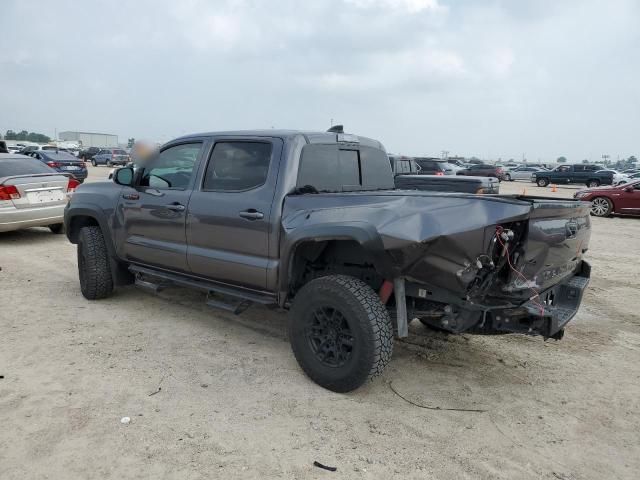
[[510, 198, 591, 293]]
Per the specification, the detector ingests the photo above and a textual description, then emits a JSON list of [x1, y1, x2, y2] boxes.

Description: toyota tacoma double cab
[[64, 129, 592, 392]]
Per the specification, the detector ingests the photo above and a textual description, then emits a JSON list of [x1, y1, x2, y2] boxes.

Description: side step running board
[[130, 264, 276, 314]]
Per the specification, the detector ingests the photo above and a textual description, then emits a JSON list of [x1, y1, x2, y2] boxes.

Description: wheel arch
[[65, 207, 115, 257], [278, 225, 393, 306]]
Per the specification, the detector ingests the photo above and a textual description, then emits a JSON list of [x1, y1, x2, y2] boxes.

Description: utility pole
[[441, 150, 449, 160], [602, 154, 610, 166]]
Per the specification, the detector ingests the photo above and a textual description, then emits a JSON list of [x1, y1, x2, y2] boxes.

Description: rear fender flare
[[279, 224, 394, 303]]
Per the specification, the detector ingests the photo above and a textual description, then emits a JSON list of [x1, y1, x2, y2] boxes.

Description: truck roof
[[173, 130, 385, 150]]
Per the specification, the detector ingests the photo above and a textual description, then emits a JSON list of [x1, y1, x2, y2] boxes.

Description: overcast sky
[[1, 0, 638, 161]]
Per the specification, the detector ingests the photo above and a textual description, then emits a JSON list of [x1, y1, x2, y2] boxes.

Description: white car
[[597, 170, 630, 185], [503, 166, 546, 182]]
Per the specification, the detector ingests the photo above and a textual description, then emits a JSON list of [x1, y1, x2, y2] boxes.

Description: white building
[[59, 131, 118, 148]]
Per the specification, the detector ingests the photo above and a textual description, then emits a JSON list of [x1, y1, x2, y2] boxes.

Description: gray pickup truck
[[65, 129, 592, 392]]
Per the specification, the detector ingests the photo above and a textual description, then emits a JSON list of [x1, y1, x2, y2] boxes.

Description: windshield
[[0, 158, 57, 176]]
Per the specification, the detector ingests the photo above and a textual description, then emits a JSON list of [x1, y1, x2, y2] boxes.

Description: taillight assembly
[[0, 184, 21, 201], [67, 178, 80, 192], [46, 161, 61, 168]]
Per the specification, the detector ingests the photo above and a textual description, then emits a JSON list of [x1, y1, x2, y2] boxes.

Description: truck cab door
[[116, 141, 204, 273], [186, 137, 283, 290]]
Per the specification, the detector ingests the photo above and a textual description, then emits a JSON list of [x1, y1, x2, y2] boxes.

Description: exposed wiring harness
[[495, 226, 545, 317]]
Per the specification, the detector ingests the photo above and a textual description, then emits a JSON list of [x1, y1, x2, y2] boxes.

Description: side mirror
[[113, 167, 134, 186]]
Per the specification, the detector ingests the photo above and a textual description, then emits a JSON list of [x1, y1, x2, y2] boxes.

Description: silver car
[[0, 153, 77, 233], [504, 166, 545, 182]]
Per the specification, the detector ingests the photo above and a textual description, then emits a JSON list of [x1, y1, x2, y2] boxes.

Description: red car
[[574, 179, 640, 217]]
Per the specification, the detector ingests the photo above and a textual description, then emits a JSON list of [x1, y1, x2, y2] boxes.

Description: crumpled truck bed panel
[[282, 192, 534, 294]]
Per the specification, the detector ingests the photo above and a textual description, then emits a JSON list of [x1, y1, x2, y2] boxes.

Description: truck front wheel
[[288, 275, 393, 392], [536, 178, 549, 187], [77, 225, 114, 300]]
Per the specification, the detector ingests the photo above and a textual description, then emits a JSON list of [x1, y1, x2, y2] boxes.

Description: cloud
[[0, 0, 638, 160]]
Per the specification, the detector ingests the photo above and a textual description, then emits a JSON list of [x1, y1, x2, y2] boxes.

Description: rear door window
[[203, 141, 272, 191]]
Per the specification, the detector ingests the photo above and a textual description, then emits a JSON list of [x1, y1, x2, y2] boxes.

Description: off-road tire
[[537, 178, 549, 187], [590, 197, 612, 217], [48, 223, 64, 234], [288, 275, 393, 392], [587, 179, 600, 188], [77, 226, 114, 300]]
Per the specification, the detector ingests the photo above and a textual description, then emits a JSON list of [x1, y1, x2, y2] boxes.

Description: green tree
[[557, 156, 567, 163], [5, 130, 16, 140], [628, 155, 637, 164], [127, 137, 135, 148], [582, 159, 589, 163]]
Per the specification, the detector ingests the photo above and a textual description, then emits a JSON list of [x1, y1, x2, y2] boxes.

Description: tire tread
[[78, 226, 114, 300]]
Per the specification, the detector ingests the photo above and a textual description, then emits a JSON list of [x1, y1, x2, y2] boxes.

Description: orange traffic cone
[[551, 184, 557, 192]]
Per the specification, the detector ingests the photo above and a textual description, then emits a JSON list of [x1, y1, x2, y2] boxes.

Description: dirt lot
[[1, 168, 639, 479]]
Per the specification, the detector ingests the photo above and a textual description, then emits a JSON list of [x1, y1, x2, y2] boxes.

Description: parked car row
[[77, 147, 130, 166]]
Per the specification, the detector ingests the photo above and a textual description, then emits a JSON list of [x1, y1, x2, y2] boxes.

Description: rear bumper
[[0, 204, 65, 232], [478, 261, 591, 338], [411, 261, 591, 339]]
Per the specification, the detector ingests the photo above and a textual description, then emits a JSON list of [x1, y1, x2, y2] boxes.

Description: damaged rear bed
[[283, 191, 591, 339]]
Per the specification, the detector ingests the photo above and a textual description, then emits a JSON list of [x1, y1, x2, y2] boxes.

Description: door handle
[[239, 210, 264, 220], [122, 192, 139, 200], [165, 203, 185, 212]]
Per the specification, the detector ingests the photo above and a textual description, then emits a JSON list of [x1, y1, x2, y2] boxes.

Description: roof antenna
[[327, 124, 344, 134]]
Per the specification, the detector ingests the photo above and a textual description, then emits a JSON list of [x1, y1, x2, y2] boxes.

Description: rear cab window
[[297, 144, 393, 192]]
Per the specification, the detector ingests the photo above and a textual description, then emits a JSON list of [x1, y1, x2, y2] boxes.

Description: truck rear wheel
[[77, 226, 114, 300], [288, 275, 393, 392]]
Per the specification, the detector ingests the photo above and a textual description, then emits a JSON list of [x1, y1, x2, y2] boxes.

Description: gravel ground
[[1, 168, 638, 479]]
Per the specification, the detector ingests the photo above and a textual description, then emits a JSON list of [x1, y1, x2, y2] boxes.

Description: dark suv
[[457, 163, 505, 180], [413, 158, 452, 175], [79, 147, 101, 161]]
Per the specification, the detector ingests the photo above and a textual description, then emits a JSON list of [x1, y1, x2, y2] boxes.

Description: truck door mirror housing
[[113, 167, 134, 186]]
